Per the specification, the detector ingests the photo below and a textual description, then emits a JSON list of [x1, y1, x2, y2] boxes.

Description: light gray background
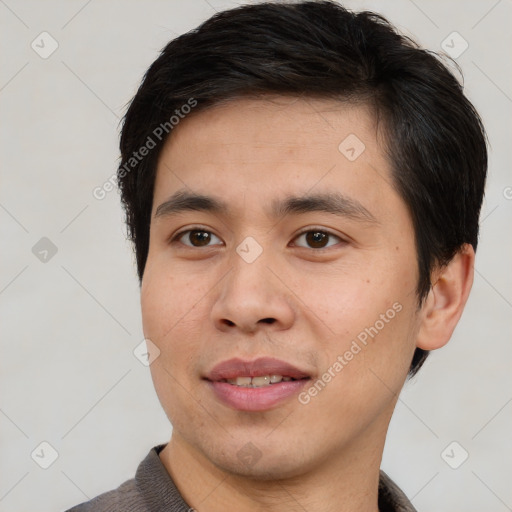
[[1, 1, 511, 511]]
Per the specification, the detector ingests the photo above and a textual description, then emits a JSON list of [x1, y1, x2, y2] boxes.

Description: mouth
[[218, 374, 302, 387], [204, 357, 312, 411]]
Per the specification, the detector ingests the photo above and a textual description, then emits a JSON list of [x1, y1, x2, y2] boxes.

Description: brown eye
[[175, 229, 222, 247], [189, 230, 211, 246], [306, 231, 328, 248], [294, 230, 342, 250]]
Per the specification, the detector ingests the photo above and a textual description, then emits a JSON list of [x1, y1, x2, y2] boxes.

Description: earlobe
[[416, 244, 475, 351]]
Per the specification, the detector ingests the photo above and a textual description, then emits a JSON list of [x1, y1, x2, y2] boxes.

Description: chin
[[208, 442, 315, 481]]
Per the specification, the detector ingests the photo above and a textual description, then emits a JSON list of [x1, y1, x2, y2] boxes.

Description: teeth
[[232, 376, 252, 386], [225, 375, 290, 387], [251, 375, 270, 387]]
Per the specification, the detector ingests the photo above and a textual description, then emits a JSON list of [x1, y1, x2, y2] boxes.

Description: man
[[68, 1, 487, 510]]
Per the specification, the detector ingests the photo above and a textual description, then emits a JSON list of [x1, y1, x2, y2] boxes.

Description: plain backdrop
[[1, 1, 511, 511]]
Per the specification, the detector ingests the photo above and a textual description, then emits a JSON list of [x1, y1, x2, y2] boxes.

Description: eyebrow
[[154, 189, 378, 224]]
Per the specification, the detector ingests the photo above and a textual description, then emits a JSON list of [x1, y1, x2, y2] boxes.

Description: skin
[[140, 96, 474, 512]]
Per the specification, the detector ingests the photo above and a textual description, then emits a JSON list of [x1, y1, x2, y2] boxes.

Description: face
[[141, 97, 423, 479]]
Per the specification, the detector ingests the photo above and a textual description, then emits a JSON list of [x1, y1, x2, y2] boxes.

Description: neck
[[159, 426, 386, 512]]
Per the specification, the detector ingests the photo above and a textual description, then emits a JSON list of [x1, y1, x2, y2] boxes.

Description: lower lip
[[207, 380, 309, 411]]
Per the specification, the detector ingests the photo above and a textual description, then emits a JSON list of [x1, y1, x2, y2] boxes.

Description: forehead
[[152, 96, 401, 225], [161, 96, 380, 162]]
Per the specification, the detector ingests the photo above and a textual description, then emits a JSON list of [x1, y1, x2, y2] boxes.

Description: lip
[[205, 357, 311, 381], [204, 357, 311, 412]]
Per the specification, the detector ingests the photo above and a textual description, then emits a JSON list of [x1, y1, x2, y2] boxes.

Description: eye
[[172, 228, 223, 248], [292, 229, 344, 250], [170, 227, 345, 251]]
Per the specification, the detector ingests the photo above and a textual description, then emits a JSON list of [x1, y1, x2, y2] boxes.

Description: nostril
[[260, 318, 276, 324]]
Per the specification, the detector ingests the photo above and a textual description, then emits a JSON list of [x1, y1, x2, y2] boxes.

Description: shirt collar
[[135, 444, 416, 512]]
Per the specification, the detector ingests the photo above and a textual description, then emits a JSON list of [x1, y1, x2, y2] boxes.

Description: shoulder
[[64, 444, 178, 512], [379, 471, 417, 512], [65, 476, 142, 512]]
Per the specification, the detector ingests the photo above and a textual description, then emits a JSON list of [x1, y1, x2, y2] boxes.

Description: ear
[[416, 244, 475, 351]]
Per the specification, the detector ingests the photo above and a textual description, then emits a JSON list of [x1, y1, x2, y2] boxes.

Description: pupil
[[191, 231, 210, 246], [306, 231, 327, 248]]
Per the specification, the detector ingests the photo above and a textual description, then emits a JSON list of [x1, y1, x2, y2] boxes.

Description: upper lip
[[205, 357, 311, 381]]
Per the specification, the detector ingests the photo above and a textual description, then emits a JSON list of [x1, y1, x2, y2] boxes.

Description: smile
[[204, 357, 312, 411], [222, 375, 296, 387]]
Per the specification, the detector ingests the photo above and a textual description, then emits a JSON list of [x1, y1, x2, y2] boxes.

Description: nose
[[210, 249, 296, 335]]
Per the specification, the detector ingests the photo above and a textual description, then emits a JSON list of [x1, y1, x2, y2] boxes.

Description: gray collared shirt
[[66, 444, 417, 512]]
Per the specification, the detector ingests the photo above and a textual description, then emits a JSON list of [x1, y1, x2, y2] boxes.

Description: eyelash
[[170, 226, 345, 252]]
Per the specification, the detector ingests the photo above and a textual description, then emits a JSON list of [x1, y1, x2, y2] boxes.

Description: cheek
[[294, 251, 419, 382], [299, 301, 419, 436], [141, 257, 214, 384], [292, 255, 414, 331], [141, 258, 202, 340], [141, 263, 206, 422]]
